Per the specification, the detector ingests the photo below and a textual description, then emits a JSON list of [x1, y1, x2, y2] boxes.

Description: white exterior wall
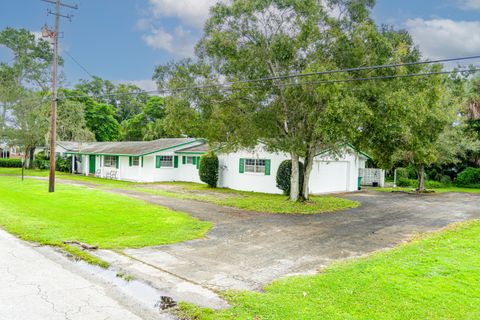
[[218, 146, 288, 194], [218, 145, 362, 195]]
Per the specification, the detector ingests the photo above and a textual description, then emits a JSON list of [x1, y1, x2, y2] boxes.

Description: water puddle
[[74, 260, 175, 311]]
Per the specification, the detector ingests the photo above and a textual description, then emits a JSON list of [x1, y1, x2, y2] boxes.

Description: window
[[104, 155, 117, 168], [245, 158, 266, 173], [186, 156, 194, 164], [160, 156, 173, 167], [130, 156, 140, 166]]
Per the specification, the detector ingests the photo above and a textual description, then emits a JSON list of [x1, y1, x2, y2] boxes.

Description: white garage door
[[309, 161, 350, 194]]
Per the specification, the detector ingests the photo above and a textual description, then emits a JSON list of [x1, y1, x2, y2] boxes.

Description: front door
[[89, 155, 96, 174]]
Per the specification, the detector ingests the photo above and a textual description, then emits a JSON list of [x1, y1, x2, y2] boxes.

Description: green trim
[[175, 151, 208, 155], [139, 139, 205, 157]]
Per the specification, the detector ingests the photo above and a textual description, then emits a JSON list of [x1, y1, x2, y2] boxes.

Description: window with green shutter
[[182, 156, 186, 165], [174, 156, 179, 168], [155, 156, 161, 168], [192, 156, 197, 165], [239, 158, 245, 173], [129, 156, 132, 167]]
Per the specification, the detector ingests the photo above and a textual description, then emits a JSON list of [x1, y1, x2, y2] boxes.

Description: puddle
[[75, 260, 170, 311]]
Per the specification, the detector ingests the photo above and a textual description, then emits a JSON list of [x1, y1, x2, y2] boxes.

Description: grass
[[177, 220, 480, 320], [60, 244, 110, 269], [138, 182, 360, 214], [376, 186, 480, 194], [0, 176, 211, 250], [0, 168, 359, 214]]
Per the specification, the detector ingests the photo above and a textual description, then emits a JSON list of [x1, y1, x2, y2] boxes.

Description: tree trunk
[[27, 146, 35, 169], [289, 153, 300, 202], [417, 164, 425, 192], [301, 149, 314, 201]]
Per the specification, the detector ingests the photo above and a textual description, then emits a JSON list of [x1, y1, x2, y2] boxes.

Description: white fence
[[359, 168, 385, 187]]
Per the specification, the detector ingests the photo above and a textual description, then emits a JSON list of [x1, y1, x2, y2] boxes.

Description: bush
[[199, 152, 219, 187], [456, 167, 480, 187], [276, 160, 304, 195], [440, 175, 452, 185], [425, 180, 444, 189], [34, 152, 49, 169], [0, 158, 22, 168], [56, 156, 71, 173], [397, 177, 416, 187]]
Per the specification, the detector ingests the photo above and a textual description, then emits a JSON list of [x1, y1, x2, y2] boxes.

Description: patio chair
[[95, 169, 101, 178], [110, 170, 118, 180]]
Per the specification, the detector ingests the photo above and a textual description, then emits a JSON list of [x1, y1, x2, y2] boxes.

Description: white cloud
[[142, 26, 195, 57], [405, 19, 480, 61], [458, 0, 480, 10], [147, 0, 222, 28]]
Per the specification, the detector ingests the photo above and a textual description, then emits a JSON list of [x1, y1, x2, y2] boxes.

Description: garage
[[309, 161, 350, 194]]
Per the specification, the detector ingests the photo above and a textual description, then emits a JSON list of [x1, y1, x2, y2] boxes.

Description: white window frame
[[104, 155, 117, 168], [160, 155, 173, 168], [186, 156, 194, 165], [245, 158, 266, 174]]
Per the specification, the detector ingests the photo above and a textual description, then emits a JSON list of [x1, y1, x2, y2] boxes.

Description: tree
[[7, 92, 49, 168], [56, 99, 95, 142], [155, 0, 434, 201], [121, 96, 168, 141]]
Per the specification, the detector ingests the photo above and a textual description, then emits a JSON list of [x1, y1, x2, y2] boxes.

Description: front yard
[[375, 186, 480, 194], [0, 168, 360, 214], [0, 176, 211, 249], [179, 220, 480, 320]]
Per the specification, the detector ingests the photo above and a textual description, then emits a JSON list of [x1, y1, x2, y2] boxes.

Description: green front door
[[89, 155, 96, 174]]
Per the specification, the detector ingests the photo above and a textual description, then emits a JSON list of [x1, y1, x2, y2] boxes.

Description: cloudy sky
[[1, 0, 479, 90]]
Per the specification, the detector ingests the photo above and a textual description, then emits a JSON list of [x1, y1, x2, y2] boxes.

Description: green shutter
[[196, 156, 200, 169], [265, 159, 271, 175], [156, 156, 161, 168], [182, 156, 186, 165], [129, 156, 132, 167], [192, 156, 197, 165], [116, 156, 119, 169], [174, 156, 179, 168], [141, 157, 144, 167], [239, 158, 245, 173]]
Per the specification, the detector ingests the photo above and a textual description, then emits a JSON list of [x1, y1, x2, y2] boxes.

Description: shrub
[[56, 156, 71, 173], [425, 180, 444, 189], [0, 158, 22, 168], [34, 151, 49, 169], [276, 160, 304, 195], [440, 175, 452, 185], [397, 177, 416, 187], [456, 167, 480, 187], [199, 152, 219, 187]]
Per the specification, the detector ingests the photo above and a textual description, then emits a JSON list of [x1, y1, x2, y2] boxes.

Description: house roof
[[175, 142, 209, 154], [63, 138, 202, 156], [316, 143, 372, 160]]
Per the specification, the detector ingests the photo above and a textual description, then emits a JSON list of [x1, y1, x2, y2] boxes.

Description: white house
[[60, 138, 370, 195]]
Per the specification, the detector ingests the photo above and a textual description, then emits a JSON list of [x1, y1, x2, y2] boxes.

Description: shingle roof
[[62, 138, 201, 156], [175, 142, 209, 153]]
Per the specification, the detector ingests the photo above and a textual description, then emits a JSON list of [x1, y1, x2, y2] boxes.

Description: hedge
[[199, 152, 219, 188], [0, 158, 22, 168], [456, 167, 480, 187], [276, 160, 304, 195]]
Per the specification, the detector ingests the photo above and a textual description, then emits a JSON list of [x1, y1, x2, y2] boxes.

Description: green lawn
[[137, 182, 359, 214], [0, 176, 211, 249], [376, 186, 480, 194], [179, 220, 480, 320], [0, 169, 359, 214]]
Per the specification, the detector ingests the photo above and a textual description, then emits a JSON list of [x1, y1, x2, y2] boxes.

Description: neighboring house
[[0, 142, 22, 159], [60, 138, 371, 195]]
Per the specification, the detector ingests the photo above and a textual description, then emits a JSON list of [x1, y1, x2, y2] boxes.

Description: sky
[[1, 0, 479, 91]]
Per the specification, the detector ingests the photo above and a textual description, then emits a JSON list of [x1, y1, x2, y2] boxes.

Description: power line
[[64, 51, 94, 78], [60, 65, 480, 101]]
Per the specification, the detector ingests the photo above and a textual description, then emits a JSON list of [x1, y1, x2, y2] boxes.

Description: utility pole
[[41, 0, 77, 193]]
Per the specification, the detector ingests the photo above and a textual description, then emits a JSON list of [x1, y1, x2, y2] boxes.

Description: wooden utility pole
[[41, 0, 77, 192]]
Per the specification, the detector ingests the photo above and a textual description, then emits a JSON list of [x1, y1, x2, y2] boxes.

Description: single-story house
[[0, 142, 22, 159], [59, 138, 371, 195]]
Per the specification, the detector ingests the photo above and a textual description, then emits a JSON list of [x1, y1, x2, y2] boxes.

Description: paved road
[[119, 190, 480, 291], [0, 229, 151, 320]]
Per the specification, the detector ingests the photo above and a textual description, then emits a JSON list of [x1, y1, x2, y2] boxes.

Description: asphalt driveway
[[115, 190, 480, 291]]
